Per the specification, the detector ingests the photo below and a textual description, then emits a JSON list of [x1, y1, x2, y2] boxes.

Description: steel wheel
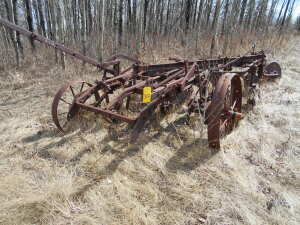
[[206, 74, 242, 148], [52, 81, 93, 133]]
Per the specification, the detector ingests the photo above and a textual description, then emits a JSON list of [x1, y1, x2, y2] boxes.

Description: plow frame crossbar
[[136, 53, 265, 73]]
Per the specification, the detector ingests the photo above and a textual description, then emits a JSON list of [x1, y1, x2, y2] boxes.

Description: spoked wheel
[[52, 81, 93, 133], [206, 74, 242, 149]]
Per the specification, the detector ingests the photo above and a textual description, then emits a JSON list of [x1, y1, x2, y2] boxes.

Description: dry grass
[[0, 35, 299, 225]]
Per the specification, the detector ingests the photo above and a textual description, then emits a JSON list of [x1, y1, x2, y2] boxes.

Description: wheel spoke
[[220, 118, 229, 130], [80, 82, 85, 93], [60, 97, 72, 105], [231, 100, 237, 111], [70, 86, 75, 97]]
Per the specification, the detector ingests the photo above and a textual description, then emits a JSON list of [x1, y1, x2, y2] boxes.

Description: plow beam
[[0, 17, 115, 74]]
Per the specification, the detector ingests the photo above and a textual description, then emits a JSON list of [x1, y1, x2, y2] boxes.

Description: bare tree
[[24, 0, 35, 52], [4, 0, 20, 66], [118, 0, 124, 47], [267, 0, 279, 25], [56, 0, 65, 69], [36, 0, 47, 37], [280, 0, 291, 28], [185, 0, 193, 32], [142, 0, 149, 45], [296, 16, 300, 31], [239, 0, 248, 26], [210, 0, 221, 56], [12, 0, 24, 58]]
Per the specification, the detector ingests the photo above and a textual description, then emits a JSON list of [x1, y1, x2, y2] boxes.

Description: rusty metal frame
[[0, 18, 282, 149]]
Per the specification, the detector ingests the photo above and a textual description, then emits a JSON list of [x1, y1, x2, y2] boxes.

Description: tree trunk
[[80, 0, 86, 65], [239, 0, 248, 26], [100, 0, 105, 61], [32, 0, 41, 35], [72, 0, 78, 42], [185, 0, 192, 32], [45, 0, 52, 40], [205, 0, 213, 29], [281, 0, 291, 28], [12, 0, 23, 58], [286, 0, 296, 27], [267, 0, 279, 25], [210, 0, 221, 57], [56, 0, 65, 69], [132, 0, 137, 34], [49, 0, 58, 63], [127, 0, 132, 32], [87, 0, 93, 33], [37, 0, 47, 37], [24, 0, 35, 52], [245, 0, 255, 30], [4, 0, 20, 66], [276, 0, 286, 25], [222, 0, 230, 34], [143, 0, 149, 44], [197, 0, 204, 27], [118, 0, 124, 47], [164, 0, 171, 35]]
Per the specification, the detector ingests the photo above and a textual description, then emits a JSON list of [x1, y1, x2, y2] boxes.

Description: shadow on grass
[[22, 129, 60, 143], [69, 138, 146, 200], [165, 138, 219, 172], [18, 112, 218, 199]]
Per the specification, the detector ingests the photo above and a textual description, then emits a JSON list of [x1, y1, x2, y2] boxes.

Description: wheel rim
[[207, 74, 242, 148], [220, 76, 242, 136]]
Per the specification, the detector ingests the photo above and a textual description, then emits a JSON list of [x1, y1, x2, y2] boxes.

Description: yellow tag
[[143, 86, 152, 103]]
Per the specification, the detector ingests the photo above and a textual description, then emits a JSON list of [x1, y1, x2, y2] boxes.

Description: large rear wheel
[[206, 74, 242, 149]]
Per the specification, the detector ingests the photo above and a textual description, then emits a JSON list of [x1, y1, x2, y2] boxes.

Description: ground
[[0, 39, 299, 225]]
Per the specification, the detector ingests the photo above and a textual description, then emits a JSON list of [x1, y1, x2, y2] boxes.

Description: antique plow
[[0, 18, 282, 148]]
